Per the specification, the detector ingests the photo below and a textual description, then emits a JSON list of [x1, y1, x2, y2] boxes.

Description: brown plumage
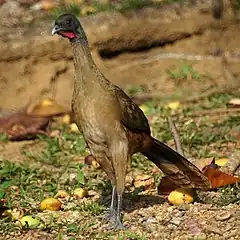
[[52, 14, 210, 229]]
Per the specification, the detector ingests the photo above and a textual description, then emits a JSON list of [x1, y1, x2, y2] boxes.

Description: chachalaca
[[52, 14, 210, 229]]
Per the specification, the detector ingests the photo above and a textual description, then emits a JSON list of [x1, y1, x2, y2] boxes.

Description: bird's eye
[[66, 20, 70, 24]]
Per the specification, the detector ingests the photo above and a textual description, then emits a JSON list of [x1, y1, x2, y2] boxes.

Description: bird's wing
[[114, 86, 151, 134]]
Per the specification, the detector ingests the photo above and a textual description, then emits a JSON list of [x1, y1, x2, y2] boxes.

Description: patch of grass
[[73, 201, 105, 215], [48, 0, 175, 19], [22, 133, 86, 167], [166, 63, 211, 84], [126, 85, 146, 96], [48, 4, 81, 19], [0, 160, 57, 210], [0, 133, 8, 142], [217, 184, 240, 205]]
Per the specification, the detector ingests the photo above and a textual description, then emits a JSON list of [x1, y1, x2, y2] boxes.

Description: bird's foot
[[103, 208, 116, 223], [112, 219, 126, 230], [106, 216, 126, 230]]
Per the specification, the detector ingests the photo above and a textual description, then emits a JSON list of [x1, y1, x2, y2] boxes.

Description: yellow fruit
[[92, 160, 100, 169], [19, 215, 40, 228], [215, 158, 228, 167], [168, 189, 194, 205], [57, 114, 71, 125], [70, 123, 79, 132], [73, 188, 88, 199], [41, 99, 54, 107], [40, 198, 61, 211], [54, 190, 69, 199], [166, 101, 181, 110], [3, 208, 24, 221], [139, 104, 149, 114]]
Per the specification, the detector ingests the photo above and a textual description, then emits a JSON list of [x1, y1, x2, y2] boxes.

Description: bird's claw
[[113, 220, 126, 230], [103, 209, 116, 223], [105, 220, 126, 231]]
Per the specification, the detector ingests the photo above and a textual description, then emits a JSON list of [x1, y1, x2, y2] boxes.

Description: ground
[[0, 1, 240, 240]]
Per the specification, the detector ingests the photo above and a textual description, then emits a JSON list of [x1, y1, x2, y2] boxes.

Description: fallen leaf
[[203, 167, 240, 188], [202, 159, 240, 188], [0, 110, 50, 141]]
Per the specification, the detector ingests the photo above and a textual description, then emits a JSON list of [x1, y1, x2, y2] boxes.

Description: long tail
[[142, 138, 210, 189]]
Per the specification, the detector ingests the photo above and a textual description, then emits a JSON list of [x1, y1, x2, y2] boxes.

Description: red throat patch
[[60, 32, 76, 39]]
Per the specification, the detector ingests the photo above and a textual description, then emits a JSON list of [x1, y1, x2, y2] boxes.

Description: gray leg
[[103, 185, 116, 222], [112, 193, 126, 230]]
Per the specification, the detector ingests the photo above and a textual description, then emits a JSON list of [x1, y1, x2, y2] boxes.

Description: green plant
[[167, 63, 204, 84]]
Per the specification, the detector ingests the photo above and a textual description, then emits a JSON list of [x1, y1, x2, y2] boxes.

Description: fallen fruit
[[84, 155, 100, 169], [54, 190, 69, 199], [19, 215, 40, 228], [168, 189, 194, 205], [73, 188, 88, 199], [61, 114, 71, 125], [166, 101, 181, 110], [40, 198, 61, 211], [139, 104, 150, 115], [69, 123, 79, 132], [3, 208, 24, 221]]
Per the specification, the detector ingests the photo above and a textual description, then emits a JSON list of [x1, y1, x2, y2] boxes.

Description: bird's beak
[[52, 25, 62, 35]]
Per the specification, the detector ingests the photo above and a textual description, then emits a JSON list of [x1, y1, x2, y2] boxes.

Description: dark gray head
[[52, 14, 87, 42]]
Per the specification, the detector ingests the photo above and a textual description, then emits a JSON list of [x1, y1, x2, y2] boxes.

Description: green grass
[[48, 3, 81, 19], [166, 63, 212, 85], [47, 0, 186, 19], [0, 84, 239, 238]]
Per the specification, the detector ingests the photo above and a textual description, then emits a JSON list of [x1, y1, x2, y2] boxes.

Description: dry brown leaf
[[202, 159, 240, 189], [0, 109, 50, 140]]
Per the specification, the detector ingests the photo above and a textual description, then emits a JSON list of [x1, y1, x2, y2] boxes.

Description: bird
[[52, 13, 210, 230]]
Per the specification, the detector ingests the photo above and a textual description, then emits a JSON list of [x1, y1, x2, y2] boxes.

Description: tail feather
[[142, 138, 210, 189]]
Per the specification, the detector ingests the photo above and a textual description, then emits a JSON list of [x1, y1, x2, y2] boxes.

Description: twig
[[167, 117, 185, 157]]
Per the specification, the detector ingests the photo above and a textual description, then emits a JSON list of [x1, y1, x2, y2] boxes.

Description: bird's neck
[[71, 38, 100, 93]]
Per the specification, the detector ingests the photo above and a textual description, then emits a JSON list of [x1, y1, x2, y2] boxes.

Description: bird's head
[[52, 14, 87, 42]]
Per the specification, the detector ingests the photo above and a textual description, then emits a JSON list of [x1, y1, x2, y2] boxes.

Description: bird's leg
[[112, 192, 125, 230], [103, 185, 116, 222]]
